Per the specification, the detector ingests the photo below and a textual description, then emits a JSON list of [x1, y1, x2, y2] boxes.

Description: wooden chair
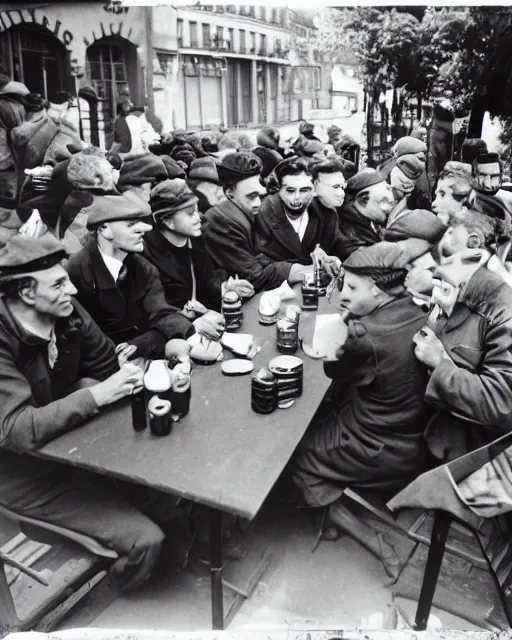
[[390, 431, 512, 630], [0, 504, 118, 636]]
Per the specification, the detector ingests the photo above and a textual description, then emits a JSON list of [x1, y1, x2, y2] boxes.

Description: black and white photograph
[[1, 1, 512, 638]]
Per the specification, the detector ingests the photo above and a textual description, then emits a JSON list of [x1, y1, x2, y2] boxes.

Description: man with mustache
[[254, 158, 345, 275], [202, 151, 312, 291], [67, 191, 194, 361]]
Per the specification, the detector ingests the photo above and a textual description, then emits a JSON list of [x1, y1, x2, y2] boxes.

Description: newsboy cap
[[345, 169, 386, 196], [85, 191, 152, 229], [117, 152, 168, 190], [395, 154, 425, 181], [188, 157, 220, 184], [150, 179, 198, 221], [0, 234, 67, 280]]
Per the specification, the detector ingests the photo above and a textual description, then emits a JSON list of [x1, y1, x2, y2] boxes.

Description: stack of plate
[[268, 355, 303, 409]]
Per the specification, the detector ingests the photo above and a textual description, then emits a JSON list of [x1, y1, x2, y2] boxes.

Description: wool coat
[[142, 228, 227, 311], [67, 240, 194, 358], [202, 198, 292, 292], [421, 266, 512, 462], [291, 294, 432, 506], [254, 195, 346, 264], [0, 296, 165, 588]]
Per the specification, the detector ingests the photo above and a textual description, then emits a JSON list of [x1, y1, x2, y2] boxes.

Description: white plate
[[221, 359, 254, 376]]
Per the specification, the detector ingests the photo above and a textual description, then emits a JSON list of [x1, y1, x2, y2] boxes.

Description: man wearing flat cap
[[291, 241, 432, 579], [0, 234, 167, 591], [143, 179, 253, 336], [186, 156, 225, 215], [378, 135, 431, 203], [67, 191, 194, 361], [117, 152, 170, 203], [203, 151, 311, 291]]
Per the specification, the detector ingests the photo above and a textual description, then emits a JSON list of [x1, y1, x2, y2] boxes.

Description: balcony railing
[[258, 47, 267, 56], [203, 38, 212, 48], [177, 37, 183, 47], [190, 39, 198, 48]]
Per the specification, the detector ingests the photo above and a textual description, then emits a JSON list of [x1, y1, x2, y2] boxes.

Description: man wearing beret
[[291, 242, 432, 579], [186, 156, 225, 215], [67, 191, 194, 360], [388, 153, 430, 214], [255, 158, 345, 273], [0, 235, 167, 591], [378, 135, 431, 202], [203, 151, 312, 291], [143, 179, 253, 333]]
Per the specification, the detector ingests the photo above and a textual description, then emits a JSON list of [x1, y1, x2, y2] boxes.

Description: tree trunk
[[416, 92, 423, 121], [467, 96, 486, 138]]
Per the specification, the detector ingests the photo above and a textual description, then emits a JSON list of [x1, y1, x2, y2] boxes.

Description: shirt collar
[[98, 246, 125, 281]]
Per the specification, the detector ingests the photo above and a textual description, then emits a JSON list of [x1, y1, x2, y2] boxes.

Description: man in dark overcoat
[[67, 191, 194, 360], [291, 242, 433, 578], [0, 234, 166, 591], [202, 151, 312, 291], [254, 158, 345, 271]]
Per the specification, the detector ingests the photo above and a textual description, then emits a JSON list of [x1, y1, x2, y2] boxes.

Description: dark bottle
[[148, 396, 172, 436], [301, 276, 319, 311], [276, 317, 299, 355], [251, 368, 278, 415], [131, 388, 147, 431]]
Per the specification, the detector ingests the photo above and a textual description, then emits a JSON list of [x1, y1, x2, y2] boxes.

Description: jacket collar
[[86, 240, 129, 291]]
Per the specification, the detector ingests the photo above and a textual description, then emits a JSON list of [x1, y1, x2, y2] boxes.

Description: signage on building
[[104, 2, 129, 15], [0, 8, 74, 45]]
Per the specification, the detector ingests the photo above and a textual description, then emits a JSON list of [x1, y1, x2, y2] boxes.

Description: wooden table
[[37, 291, 339, 628]]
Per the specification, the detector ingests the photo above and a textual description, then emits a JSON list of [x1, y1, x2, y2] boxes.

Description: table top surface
[[37, 290, 340, 519]]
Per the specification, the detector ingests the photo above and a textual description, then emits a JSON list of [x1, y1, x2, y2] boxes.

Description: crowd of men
[[1, 76, 512, 588]]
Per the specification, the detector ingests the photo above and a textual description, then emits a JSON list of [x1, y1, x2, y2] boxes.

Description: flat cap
[[256, 126, 280, 151], [395, 154, 425, 180], [394, 136, 427, 158], [150, 179, 198, 221], [0, 234, 67, 279], [345, 169, 386, 196], [85, 191, 152, 229], [161, 155, 187, 180], [252, 147, 282, 179], [117, 152, 168, 190], [217, 151, 262, 185], [188, 156, 220, 184]]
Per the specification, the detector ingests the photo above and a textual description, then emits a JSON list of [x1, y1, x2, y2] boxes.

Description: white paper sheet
[[312, 314, 348, 358]]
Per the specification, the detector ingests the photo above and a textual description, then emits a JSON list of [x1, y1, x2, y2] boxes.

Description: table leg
[[210, 509, 224, 630], [414, 511, 451, 631]]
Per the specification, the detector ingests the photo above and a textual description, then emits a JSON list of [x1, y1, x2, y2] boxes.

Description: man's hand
[[115, 343, 147, 369], [288, 263, 314, 284], [312, 246, 341, 277], [405, 267, 434, 295], [181, 300, 208, 319], [193, 310, 226, 340], [223, 277, 254, 299], [413, 326, 449, 369], [89, 363, 144, 408], [165, 339, 191, 361]]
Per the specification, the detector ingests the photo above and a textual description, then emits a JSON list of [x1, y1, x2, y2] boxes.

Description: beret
[[345, 169, 386, 196], [344, 242, 408, 272], [394, 136, 427, 158], [395, 154, 425, 180], [117, 152, 168, 190], [150, 179, 198, 221], [0, 234, 67, 278], [188, 156, 220, 184], [85, 191, 152, 229], [217, 151, 262, 185]]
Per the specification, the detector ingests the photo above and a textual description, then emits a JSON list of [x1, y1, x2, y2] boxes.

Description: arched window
[[86, 36, 139, 148], [0, 25, 68, 99]]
